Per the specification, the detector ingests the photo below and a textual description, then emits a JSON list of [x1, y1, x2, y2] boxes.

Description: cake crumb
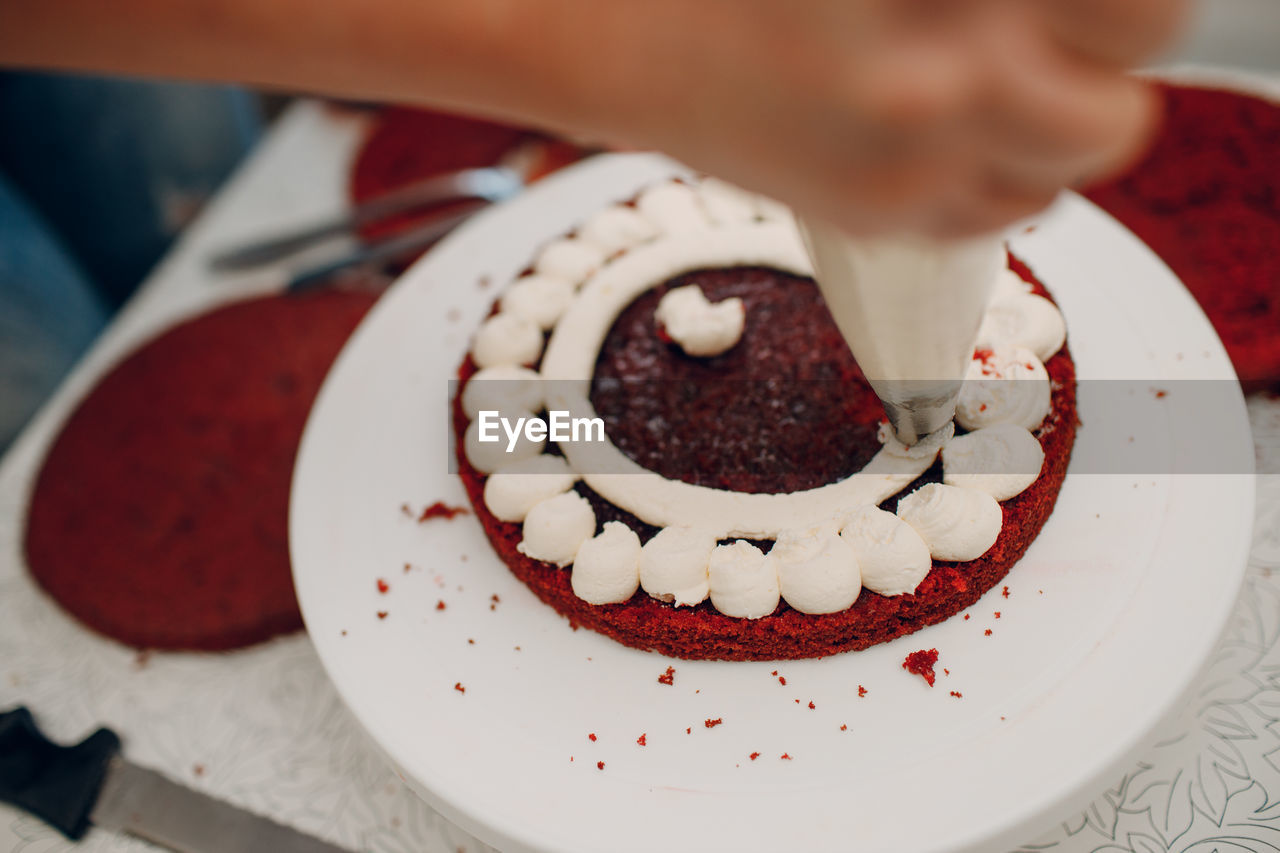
[[399, 503, 414, 518], [840, 724, 848, 731], [588, 733, 597, 742], [963, 614, 970, 620], [780, 753, 792, 761], [454, 682, 465, 694], [419, 501, 468, 522], [340, 630, 347, 637], [376, 611, 388, 620], [686, 727, 691, 734], [1153, 388, 1168, 399], [943, 668, 949, 676], [984, 629, 993, 636], [658, 666, 675, 686], [636, 734, 647, 746], [749, 751, 760, 760], [808, 701, 815, 710], [903, 649, 939, 687], [597, 761, 605, 770], [778, 675, 787, 686], [436, 600, 447, 611], [403, 562, 413, 573], [857, 685, 867, 697], [193, 763, 205, 777], [771, 670, 777, 676], [705, 718, 723, 729], [377, 578, 390, 594], [467, 638, 475, 645], [950, 691, 963, 698], [994, 611, 1001, 619], [1001, 586, 1010, 598], [514, 645, 521, 651]]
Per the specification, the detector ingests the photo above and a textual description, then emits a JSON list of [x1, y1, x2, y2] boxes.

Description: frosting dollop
[[517, 491, 596, 566], [696, 178, 759, 225], [772, 526, 861, 614], [654, 284, 745, 357], [977, 293, 1066, 362], [464, 415, 546, 474], [638, 526, 715, 606], [534, 238, 607, 286], [955, 346, 1051, 432], [992, 268, 1033, 301], [460, 365, 544, 420], [571, 521, 642, 604], [471, 313, 543, 368], [483, 454, 578, 522], [708, 540, 779, 619], [500, 274, 576, 330], [942, 424, 1044, 500], [896, 483, 1002, 561], [578, 205, 660, 256], [839, 505, 932, 596], [636, 183, 710, 235]]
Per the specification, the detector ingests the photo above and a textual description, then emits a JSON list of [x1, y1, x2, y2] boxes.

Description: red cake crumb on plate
[[903, 649, 940, 687]]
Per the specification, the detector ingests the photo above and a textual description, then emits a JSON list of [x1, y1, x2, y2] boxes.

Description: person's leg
[[0, 174, 107, 453], [0, 73, 263, 307]]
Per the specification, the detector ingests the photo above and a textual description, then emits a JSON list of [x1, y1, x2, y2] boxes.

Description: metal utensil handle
[[286, 202, 487, 292], [211, 167, 521, 271]]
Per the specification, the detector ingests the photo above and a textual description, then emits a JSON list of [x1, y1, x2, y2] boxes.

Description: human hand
[[564, 0, 1188, 237]]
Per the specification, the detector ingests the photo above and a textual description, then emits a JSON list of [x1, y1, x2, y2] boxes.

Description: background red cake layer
[[1083, 83, 1279, 388], [24, 290, 377, 650], [454, 258, 1076, 661]]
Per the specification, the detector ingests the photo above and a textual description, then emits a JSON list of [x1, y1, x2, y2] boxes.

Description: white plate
[[291, 153, 1254, 853]]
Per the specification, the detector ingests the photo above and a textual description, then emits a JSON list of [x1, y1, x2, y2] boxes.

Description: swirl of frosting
[[992, 268, 1033, 301], [463, 415, 546, 474], [483, 455, 578, 522], [636, 183, 710, 235], [578, 205, 660, 256], [471, 313, 543, 369], [955, 346, 1051, 432], [896, 483, 1002, 562], [839, 505, 932, 596], [638, 526, 715, 606], [654, 284, 745, 357], [500, 274, 576, 330], [571, 521, 642, 604], [460, 365, 544, 421], [534, 238, 607, 286], [942, 424, 1045, 500], [517, 490, 596, 566], [708, 540, 779, 618], [695, 178, 759, 225], [977, 293, 1066, 362], [772, 526, 861, 614]]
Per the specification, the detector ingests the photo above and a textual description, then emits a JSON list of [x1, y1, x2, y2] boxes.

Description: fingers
[[1038, 0, 1190, 67]]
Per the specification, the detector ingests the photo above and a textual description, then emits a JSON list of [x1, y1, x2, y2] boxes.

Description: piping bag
[[798, 221, 1005, 445]]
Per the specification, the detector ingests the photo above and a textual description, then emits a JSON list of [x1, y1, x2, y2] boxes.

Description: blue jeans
[[0, 73, 263, 454]]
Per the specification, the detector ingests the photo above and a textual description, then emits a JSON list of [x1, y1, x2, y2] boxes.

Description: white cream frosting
[[461, 177, 1069, 616], [517, 490, 596, 567], [942, 424, 1045, 500], [578, 205, 660, 256], [654, 284, 746, 357], [897, 483, 1002, 562], [470, 313, 543, 369], [992, 268, 1034, 300], [460, 365, 544, 421], [534, 238, 607, 286], [464, 416, 546, 475], [839, 506, 932, 596], [772, 526, 861, 614], [500, 274, 576, 330], [955, 346, 1051, 432], [708, 541, 779, 619], [696, 177, 760, 225], [635, 182, 711, 235], [638, 526, 715, 606], [571, 521, 642, 604], [483, 454, 578, 522], [976, 292, 1066, 362]]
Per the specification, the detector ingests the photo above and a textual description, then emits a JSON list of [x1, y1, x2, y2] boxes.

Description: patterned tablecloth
[[1, 73, 1277, 853]]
